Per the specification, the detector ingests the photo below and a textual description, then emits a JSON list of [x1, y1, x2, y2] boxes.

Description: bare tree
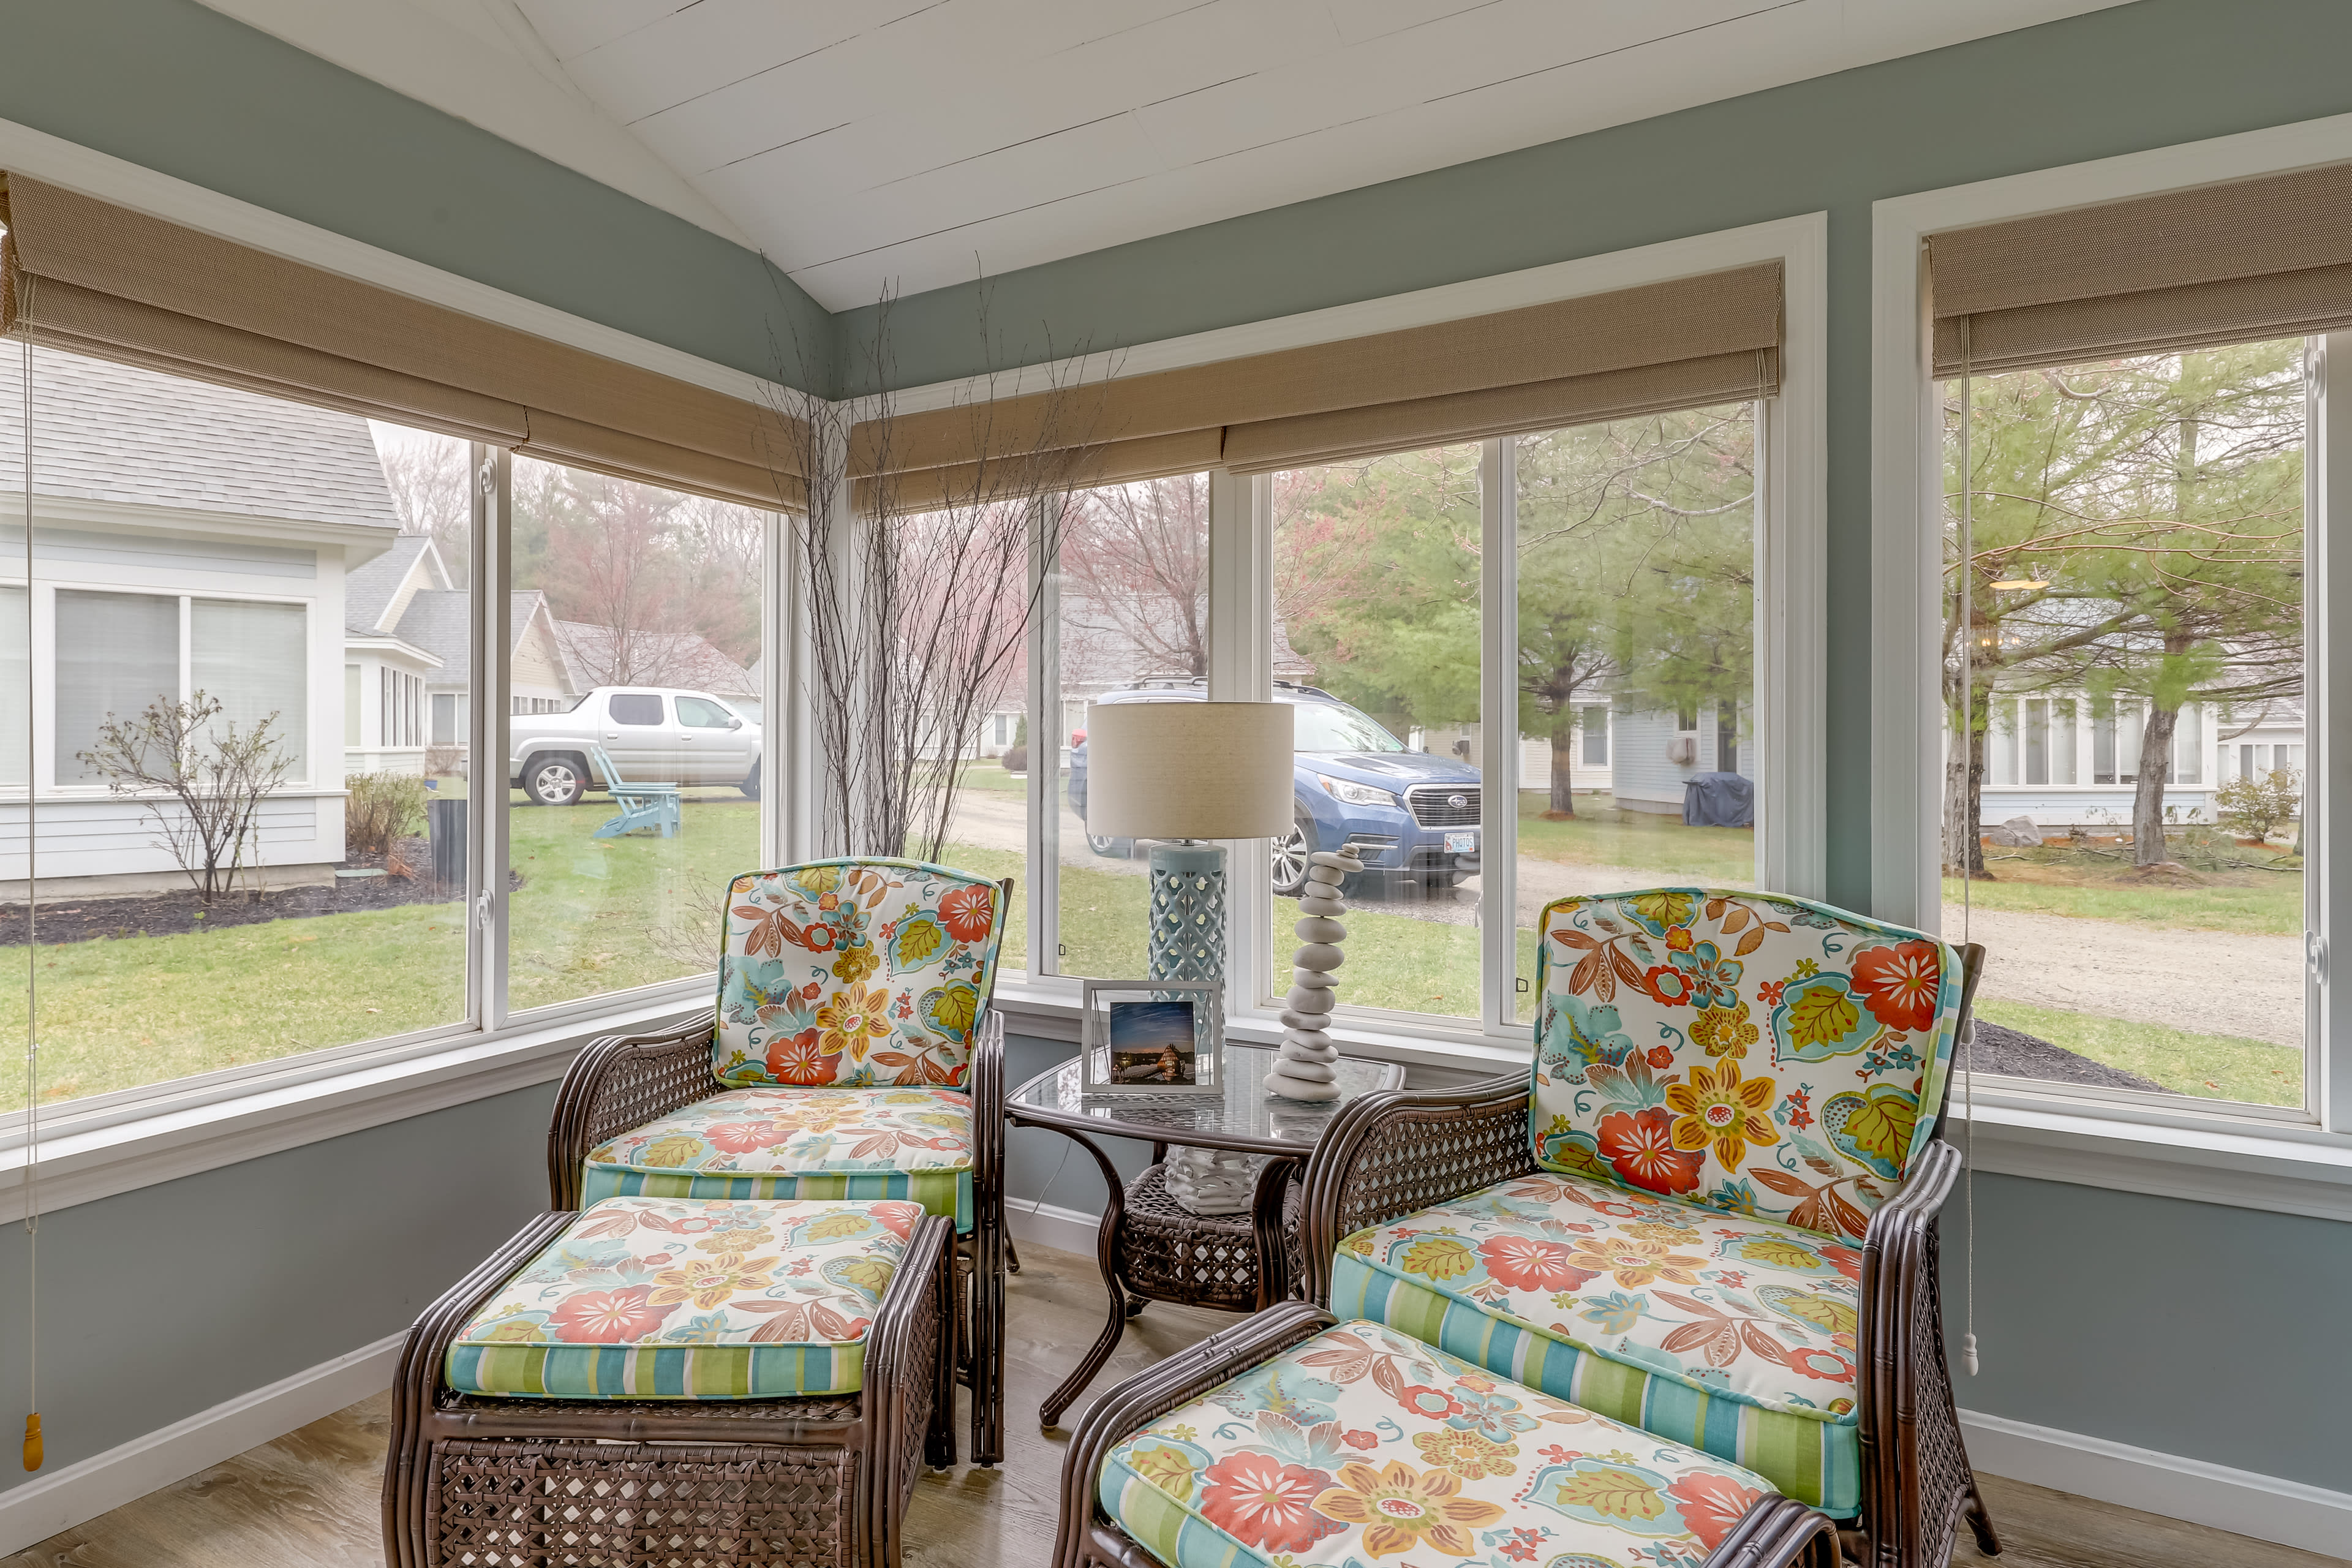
[[1060, 474, 1210, 677], [78, 693, 294, 903], [775, 290, 1114, 862], [375, 434, 472, 584]]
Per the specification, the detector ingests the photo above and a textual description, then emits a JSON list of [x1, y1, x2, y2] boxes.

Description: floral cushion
[[1533, 889, 1961, 1243], [1100, 1319, 1779, 1568], [445, 1197, 921, 1400], [715, 859, 1005, 1091], [582, 1087, 975, 1231], [1331, 1172, 1861, 1513]]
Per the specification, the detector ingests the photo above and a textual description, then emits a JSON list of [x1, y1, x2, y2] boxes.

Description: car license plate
[[1444, 830, 1477, 854]]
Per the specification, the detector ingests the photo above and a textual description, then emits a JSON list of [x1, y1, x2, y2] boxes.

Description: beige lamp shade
[[1084, 701, 1295, 840]]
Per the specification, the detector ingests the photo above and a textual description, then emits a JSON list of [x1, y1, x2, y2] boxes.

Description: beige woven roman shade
[[1928, 160, 2352, 377], [851, 263, 1782, 501], [0, 175, 804, 510]]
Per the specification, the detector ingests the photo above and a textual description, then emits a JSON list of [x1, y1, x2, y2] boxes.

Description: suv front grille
[[1405, 785, 1479, 827]]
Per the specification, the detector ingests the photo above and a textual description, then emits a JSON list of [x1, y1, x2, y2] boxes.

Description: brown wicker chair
[[1054, 1300, 1846, 1568], [1297, 899, 1994, 1568], [546, 865, 1015, 1465], [383, 1208, 955, 1568]]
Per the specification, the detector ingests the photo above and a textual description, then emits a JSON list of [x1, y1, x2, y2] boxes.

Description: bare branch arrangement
[[772, 288, 1116, 864], [77, 692, 294, 903]]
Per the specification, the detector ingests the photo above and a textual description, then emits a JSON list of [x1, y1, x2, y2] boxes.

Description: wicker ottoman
[[384, 1196, 954, 1568], [1055, 1303, 1841, 1568]]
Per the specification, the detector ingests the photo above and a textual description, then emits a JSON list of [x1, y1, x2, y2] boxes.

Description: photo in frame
[[1080, 979, 1223, 1096]]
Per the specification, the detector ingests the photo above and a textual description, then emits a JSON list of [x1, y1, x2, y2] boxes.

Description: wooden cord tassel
[[21, 1414, 40, 1472]]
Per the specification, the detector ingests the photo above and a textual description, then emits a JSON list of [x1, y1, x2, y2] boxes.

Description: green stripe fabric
[[446, 1340, 864, 1401], [1330, 1253, 1852, 1514], [1098, 1463, 1262, 1568], [581, 1165, 974, 1232]]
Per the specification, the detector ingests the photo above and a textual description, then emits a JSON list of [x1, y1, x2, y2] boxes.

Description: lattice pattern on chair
[[1329, 1095, 1537, 1243]]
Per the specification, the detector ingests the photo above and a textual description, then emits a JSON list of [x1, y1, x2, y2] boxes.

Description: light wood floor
[[6, 1243, 2337, 1567]]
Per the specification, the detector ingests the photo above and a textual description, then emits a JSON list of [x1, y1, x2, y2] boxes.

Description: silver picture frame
[[1079, 978, 1223, 1097]]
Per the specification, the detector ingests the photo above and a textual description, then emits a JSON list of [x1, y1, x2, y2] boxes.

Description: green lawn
[[1972, 998, 2302, 1107], [1517, 791, 1755, 884], [1942, 850, 2302, 937]]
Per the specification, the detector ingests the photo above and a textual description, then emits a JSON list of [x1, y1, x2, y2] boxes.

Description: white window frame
[[1869, 114, 2352, 1197], [896, 215, 1828, 1068]]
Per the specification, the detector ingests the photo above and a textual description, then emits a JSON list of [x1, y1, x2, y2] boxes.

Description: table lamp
[[1082, 700, 1295, 986]]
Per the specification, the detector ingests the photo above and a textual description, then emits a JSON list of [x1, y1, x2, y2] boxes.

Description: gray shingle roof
[[554, 620, 756, 695], [392, 589, 555, 688], [344, 533, 438, 635], [0, 341, 399, 531]]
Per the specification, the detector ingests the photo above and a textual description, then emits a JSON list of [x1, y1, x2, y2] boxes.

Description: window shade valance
[[851, 262, 1782, 498], [1928, 160, 2352, 377], [0, 175, 805, 510]]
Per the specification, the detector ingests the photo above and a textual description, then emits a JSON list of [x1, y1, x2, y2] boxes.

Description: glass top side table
[[1006, 1041, 1403, 1426]]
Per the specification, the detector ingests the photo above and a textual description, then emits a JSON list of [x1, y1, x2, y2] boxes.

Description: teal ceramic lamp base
[[1145, 840, 1226, 985]]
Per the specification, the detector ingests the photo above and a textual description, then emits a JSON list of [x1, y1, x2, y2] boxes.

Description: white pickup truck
[[508, 687, 762, 805]]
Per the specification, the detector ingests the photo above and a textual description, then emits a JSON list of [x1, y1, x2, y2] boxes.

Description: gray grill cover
[[1683, 771, 1754, 828]]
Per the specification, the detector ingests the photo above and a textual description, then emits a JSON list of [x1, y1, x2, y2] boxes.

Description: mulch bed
[[1968, 1020, 2165, 1093], [0, 835, 505, 947]]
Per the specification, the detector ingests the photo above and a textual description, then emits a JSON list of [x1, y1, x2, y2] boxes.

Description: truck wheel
[[526, 755, 586, 806], [1270, 809, 1314, 896], [740, 760, 761, 800]]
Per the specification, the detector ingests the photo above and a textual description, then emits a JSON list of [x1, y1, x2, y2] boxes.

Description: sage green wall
[[0, 0, 834, 392], [2, 0, 2349, 1521], [841, 0, 2352, 911]]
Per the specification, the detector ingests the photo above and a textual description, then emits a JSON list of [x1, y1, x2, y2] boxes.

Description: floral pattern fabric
[[1532, 889, 1961, 1243], [582, 1087, 974, 1230], [1099, 1318, 1779, 1568], [445, 1197, 921, 1400], [715, 859, 1005, 1091]]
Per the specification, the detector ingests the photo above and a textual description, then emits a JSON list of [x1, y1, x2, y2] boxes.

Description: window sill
[[1956, 1096, 2352, 1223], [0, 987, 710, 1216], [997, 980, 2352, 1219]]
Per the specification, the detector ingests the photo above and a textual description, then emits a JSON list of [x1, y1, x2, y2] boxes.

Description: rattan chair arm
[[970, 1007, 1006, 1208], [545, 1012, 720, 1208], [1054, 1301, 1335, 1568], [382, 1211, 570, 1568], [1709, 1494, 1846, 1568], [1298, 1072, 1536, 1305]]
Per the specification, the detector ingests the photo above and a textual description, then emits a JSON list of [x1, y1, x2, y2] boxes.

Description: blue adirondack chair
[[589, 744, 682, 839]]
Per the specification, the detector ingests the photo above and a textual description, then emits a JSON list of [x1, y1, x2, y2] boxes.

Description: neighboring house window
[[380, 667, 422, 748], [0, 586, 26, 788], [431, 692, 462, 744], [194, 598, 307, 780], [57, 590, 179, 783], [344, 663, 361, 747], [1581, 706, 1609, 767]]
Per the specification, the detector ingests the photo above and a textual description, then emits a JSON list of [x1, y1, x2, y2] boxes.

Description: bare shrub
[[346, 770, 429, 857], [424, 742, 463, 777], [78, 692, 294, 903]]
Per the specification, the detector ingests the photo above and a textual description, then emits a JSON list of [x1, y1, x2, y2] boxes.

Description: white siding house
[[1973, 690, 2303, 828], [1610, 699, 1742, 814], [2, 343, 401, 891]]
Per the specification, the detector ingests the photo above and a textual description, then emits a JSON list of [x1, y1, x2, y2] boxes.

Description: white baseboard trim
[[1961, 1408, 2352, 1558], [1006, 1194, 1104, 1259], [0, 1330, 405, 1555]]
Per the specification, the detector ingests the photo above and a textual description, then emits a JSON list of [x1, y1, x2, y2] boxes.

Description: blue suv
[[1066, 679, 1481, 895]]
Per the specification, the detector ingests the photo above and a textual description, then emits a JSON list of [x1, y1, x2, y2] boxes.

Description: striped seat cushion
[[581, 1085, 974, 1231], [1099, 1319, 1781, 1568], [1330, 1172, 1863, 1514], [446, 1197, 919, 1400]]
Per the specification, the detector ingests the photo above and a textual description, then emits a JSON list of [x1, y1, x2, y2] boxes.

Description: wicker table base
[[383, 1211, 956, 1568], [1118, 1163, 1303, 1314]]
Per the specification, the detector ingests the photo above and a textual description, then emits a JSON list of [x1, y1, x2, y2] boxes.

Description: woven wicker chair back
[[714, 858, 1006, 1090], [1531, 888, 1961, 1242]]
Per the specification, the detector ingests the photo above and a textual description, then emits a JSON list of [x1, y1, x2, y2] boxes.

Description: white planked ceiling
[[206, 0, 2131, 311]]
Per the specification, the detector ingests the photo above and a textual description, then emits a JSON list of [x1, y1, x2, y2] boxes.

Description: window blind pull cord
[[1958, 311, 1980, 1380], [20, 322, 42, 1472]]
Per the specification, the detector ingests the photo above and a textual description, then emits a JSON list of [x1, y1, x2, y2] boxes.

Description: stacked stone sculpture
[[1264, 843, 1360, 1101]]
